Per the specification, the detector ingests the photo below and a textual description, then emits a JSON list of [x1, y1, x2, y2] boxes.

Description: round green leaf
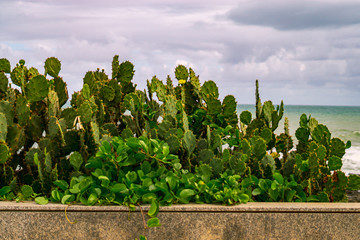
[[148, 199, 159, 217], [35, 196, 49, 205], [147, 217, 161, 228]]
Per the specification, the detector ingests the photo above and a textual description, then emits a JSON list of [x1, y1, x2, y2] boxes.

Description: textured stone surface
[[0, 202, 359, 240]]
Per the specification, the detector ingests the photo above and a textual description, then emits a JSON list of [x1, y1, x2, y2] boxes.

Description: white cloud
[[0, 0, 359, 105]]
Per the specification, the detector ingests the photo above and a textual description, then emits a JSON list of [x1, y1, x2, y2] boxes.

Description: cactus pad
[[0, 143, 9, 164], [240, 111, 252, 125], [15, 94, 30, 126], [175, 65, 189, 81], [0, 72, 8, 93], [10, 62, 28, 87], [117, 61, 134, 84], [78, 101, 93, 124], [0, 58, 11, 73], [44, 57, 61, 78], [201, 80, 219, 103], [0, 112, 7, 142], [25, 75, 49, 103], [183, 130, 196, 155], [54, 77, 69, 107]]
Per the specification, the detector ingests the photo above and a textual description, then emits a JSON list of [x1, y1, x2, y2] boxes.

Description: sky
[[1, 0, 360, 106]]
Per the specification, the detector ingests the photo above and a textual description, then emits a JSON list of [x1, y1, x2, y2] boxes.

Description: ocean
[[237, 104, 360, 175]]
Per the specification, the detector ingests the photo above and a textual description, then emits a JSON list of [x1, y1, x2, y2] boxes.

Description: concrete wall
[[0, 201, 359, 240]]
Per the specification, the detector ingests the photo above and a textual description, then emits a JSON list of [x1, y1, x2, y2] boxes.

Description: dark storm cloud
[[227, 1, 360, 30]]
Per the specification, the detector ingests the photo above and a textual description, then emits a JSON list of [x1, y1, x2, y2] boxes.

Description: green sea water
[[237, 104, 360, 175]]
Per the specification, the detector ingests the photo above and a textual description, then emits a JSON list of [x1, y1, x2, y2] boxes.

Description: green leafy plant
[[0, 56, 359, 239]]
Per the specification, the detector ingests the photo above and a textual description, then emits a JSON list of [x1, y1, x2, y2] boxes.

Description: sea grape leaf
[[179, 189, 195, 203], [0, 186, 11, 196], [35, 196, 48, 205], [61, 194, 75, 204], [147, 217, 161, 228], [111, 183, 128, 194], [142, 193, 157, 203], [252, 188, 261, 196], [148, 199, 159, 217], [54, 180, 69, 191], [273, 172, 284, 185]]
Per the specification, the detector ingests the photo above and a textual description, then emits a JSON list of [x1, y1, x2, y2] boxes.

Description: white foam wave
[[342, 146, 360, 175]]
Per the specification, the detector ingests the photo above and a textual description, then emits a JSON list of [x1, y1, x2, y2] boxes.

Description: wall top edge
[[0, 201, 359, 213]]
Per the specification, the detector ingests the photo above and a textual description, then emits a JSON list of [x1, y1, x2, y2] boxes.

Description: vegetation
[[0, 56, 359, 237]]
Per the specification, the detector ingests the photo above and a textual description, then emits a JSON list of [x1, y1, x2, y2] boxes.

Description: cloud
[[227, 0, 360, 30], [0, 0, 359, 106]]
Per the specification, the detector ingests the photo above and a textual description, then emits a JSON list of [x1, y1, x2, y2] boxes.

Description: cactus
[[0, 112, 7, 142], [240, 111, 252, 125], [27, 67, 39, 80], [15, 94, 30, 126], [10, 60, 27, 87], [53, 77, 68, 107], [25, 75, 49, 103], [210, 157, 224, 176], [183, 130, 196, 155], [255, 80, 262, 119], [44, 57, 61, 78], [175, 65, 189, 83], [164, 95, 177, 118], [0, 101, 14, 125], [0, 72, 8, 93], [201, 80, 219, 103], [48, 90, 60, 118], [207, 98, 222, 115], [229, 152, 246, 175], [116, 61, 134, 84], [197, 149, 214, 164], [0, 143, 10, 164], [0, 58, 11, 73], [78, 101, 93, 124], [112, 55, 120, 80]]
